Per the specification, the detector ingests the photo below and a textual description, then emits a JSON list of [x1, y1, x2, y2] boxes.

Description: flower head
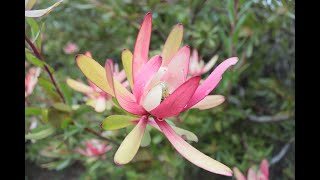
[[76, 139, 112, 158], [64, 42, 79, 54], [233, 159, 269, 180], [189, 49, 218, 77], [25, 67, 41, 97], [75, 12, 238, 176]]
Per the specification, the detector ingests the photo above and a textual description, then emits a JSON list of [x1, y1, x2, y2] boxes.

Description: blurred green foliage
[[25, 0, 295, 179]]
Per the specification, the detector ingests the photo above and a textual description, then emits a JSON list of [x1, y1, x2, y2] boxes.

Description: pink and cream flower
[[25, 67, 41, 97], [76, 139, 112, 158], [76, 12, 238, 176], [189, 49, 218, 77], [64, 42, 79, 54], [233, 159, 269, 180]]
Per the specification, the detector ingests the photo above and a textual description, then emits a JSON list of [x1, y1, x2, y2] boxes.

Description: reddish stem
[[25, 35, 66, 103]]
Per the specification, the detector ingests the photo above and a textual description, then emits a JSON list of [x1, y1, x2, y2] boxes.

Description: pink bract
[[233, 159, 269, 180], [25, 67, 41, 97], [76, 139, 112, 158]]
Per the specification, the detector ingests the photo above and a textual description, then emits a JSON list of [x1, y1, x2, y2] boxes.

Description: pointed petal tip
[[143, 12, 152, 19], [114, 160, 123, 166], [176, 23, 184, 28], [156, 120, 234, 176], [75, 54, 81, 59], [224, 169, 233, 176], [75, 54, 83, 63], [214, 167, 233, 176], [229, 57, 239, 64]]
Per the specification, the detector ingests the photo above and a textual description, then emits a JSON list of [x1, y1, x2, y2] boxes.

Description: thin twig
[[25, 35, 66, 103], [190, 0, 207, 24], [230, 0, 239, 56], [270, 139, 293, 165], [84, 127, 120, 146], [69, 121, 120, 146], [248, 114, 290, 123]]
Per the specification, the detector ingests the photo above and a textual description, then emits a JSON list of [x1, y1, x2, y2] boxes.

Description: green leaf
[[140, 128, 151, 147], [25, 107, 42, 116], [25, 125, 55, 140], [38, 78, 61, 101], [102, 115, 137, 130], [25, 0, 37, 10], [25, 52, 54, 72], [227, 0, 235, 25], [171, 126, 198, 142], [121, 49, 134, 90], [25, 51, 45, 68], [61, 118, 73, 129], [162, 24, 184, 66], [26, 18, 39, 38], [25, 0, 64, 18], [52, 103, 72, 113], [75, 54, 114, 95], [42, 109, 48, 123], [238, 1, 254, 17], [59, 81, 73, 105], [73, 105, 94, 117], [234, 13, 248, 39], [48, 107, 71, 128], [26, 18, 43, 51]]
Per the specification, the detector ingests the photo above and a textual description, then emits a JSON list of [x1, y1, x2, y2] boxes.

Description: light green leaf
[[25, 0, 37, 10], [171, 126, 198, 142], [38, 78, 60, 101], [25, 107, 42, 116], [162, 24, 184, 66], [59, 81, 73, 106], [52, 103, 72, 113], [114, 117, 147, 165], [48, 108, 71, 128], [25, 125, 55, 140], [73, 105, 93, 117], [25, 51, 45, 68], [102, 115, 137, 130], [42, 109, 48, 123], [25, 0, 63, 18], [121, 49, 134, 90], [25, 52, 54, 72], [26, 18, 42, 50], [140, 128, 151, 147], [76, 54, 114, 96]]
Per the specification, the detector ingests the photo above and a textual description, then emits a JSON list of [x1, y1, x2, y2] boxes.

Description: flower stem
[[25, 35, 66, 103], [84, 127, 120, 146]]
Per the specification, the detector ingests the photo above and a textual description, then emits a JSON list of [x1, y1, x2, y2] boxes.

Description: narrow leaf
[[25, 125, 55, 140], [102, 115, 137, 130], [25, 0, 63, 18], [121, 49, 134, 90], [162, 23, 184, 66], [114, 117, 148, 165]]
